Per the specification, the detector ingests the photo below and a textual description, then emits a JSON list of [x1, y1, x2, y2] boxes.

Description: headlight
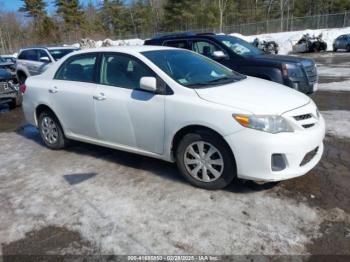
[[233, 114, 294, 134], [282, 63, 304, 78]]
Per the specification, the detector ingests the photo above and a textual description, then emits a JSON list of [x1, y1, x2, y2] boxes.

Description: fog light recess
[[271, 154, 287, 171]]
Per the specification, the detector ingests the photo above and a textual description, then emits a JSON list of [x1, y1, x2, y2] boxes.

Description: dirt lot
[[0, 52, 350, 260]]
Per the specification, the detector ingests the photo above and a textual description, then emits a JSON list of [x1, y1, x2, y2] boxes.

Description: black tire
[[176, 130, 236, 190], [347, 45, 350, 52], [333, 46, 337, 52], [38, 111, 67, 149]]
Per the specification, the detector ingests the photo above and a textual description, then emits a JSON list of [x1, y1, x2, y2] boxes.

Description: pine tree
[[162, 0, 196, 32], [19, 0, 46, 26], [54, 0, 86, 40]]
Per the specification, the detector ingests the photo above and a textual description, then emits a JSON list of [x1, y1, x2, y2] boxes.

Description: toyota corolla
[[22, 46, 325, 189]]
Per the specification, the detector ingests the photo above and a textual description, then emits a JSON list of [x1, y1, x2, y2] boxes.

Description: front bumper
[[224, 114, 325, 182], [286, 79, 316, 94], [0, 91, 18, 103]]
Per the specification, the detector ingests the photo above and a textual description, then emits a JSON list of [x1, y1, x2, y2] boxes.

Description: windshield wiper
[[207, 76, 235, 83]]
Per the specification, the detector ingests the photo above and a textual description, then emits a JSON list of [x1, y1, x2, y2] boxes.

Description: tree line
[[1, 0, 350, 54]]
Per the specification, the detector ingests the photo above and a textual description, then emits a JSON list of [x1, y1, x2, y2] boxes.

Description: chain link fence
[[114, 11, 350, 40], [221, 11, 350, 36]]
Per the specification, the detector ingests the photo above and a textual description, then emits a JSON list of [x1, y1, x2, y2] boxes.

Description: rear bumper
[[224, 115, 325, 182]]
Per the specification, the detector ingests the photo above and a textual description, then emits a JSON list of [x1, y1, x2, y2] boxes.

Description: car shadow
[[16, 124, 278, 193]]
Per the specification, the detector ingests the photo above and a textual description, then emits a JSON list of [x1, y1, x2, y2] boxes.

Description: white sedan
[[22, 46, 325, 189]]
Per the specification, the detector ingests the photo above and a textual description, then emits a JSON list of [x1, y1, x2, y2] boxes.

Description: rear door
[[94, 52, 165, 154], [49, 53, 99, 138]]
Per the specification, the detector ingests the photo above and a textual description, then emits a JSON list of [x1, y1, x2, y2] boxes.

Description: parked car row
[[22, 44, 325, 189], [0, 55, 21, 108], [145, 33, 318, 94], [333, 34, 350, 52], [292, 33, 328, 53], [0, 46, 79, 109]]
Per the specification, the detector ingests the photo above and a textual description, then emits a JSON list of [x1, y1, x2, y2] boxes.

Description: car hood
[[0, 61, 15, 67], [0, 68, 12, 80], [195, 76, 310, 115], [252, 54, 314, 66]]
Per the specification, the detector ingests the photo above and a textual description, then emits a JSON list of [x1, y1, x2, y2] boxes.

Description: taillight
[[21, 84, 26, 93]]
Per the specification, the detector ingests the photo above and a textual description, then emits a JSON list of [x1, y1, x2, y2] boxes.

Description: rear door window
[[55, 53, 97, 83]]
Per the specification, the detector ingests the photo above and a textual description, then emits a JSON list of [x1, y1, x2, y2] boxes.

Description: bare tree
[[149, 0, 163, 32], [218, 0, 228, 33]]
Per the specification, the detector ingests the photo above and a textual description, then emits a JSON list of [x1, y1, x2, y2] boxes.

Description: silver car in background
[[16, 46, 79, 84]]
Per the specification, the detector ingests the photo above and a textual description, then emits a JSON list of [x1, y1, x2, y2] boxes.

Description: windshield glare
[[142, 49, 245, 88], [217, 35, 263, 56], [49, 48, 77, 61]]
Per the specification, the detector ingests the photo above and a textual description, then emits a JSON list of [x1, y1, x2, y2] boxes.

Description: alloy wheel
[[41, 116, 59, 144], [183, 141, 224, 182]]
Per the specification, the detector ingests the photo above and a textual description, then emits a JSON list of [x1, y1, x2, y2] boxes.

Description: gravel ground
[[0, 52, 349, 259]]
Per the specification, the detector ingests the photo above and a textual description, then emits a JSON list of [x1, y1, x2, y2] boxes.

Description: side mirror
[[39, 57, 50, 63], [212, 50, 227, 60], [140, 77, 157, 93]]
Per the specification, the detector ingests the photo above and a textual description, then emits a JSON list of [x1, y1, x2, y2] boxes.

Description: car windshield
[[49, 48, 78, 61], [142, 49, 245, 88], [216, 35, 263, 57], [0, 57, 6, 63]]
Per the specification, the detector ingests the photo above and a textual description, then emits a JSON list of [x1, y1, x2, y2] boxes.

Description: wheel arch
[[171, 125, 236, 167], [35, 104, 65, 134]]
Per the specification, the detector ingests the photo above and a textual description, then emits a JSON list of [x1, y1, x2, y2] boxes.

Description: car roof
[[70, 45, 177, 55], [19, 46, 79, 52]]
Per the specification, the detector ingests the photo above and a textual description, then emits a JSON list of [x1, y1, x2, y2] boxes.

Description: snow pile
[[322, 110, 350, 139], [78, 38, 144, 49], [231, 27, 350, 55]]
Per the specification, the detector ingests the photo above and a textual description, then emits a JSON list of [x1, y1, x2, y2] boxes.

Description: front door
[[94, 52, 165, 154]]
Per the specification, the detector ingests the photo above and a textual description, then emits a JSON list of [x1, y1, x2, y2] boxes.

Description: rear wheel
[[176, 131, 236, 190], [347, 45, 350, 52], [38, 111, 67, 149]]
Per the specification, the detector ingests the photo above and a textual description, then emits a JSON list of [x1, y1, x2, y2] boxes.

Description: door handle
[[93, 93, 106, 101], [49, 86, 58, 93]]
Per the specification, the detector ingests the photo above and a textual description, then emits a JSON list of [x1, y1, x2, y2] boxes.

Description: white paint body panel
[[22, 46, 325, 182]]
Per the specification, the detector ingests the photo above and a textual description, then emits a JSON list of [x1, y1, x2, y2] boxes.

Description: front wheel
[[176, 131, 236, 190], [38, 111, 67, 149]]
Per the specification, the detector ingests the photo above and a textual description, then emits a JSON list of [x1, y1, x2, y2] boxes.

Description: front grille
[[300, 147, 319, 166], [304, 65, 317, 84], [0, 81, 9, 92], [294, 114, 312, 121]]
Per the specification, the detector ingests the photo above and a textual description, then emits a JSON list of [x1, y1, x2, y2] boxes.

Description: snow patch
[[318, 81, 350, 91], [322, 110, 350, 139], [231, 27, 350, 55]]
